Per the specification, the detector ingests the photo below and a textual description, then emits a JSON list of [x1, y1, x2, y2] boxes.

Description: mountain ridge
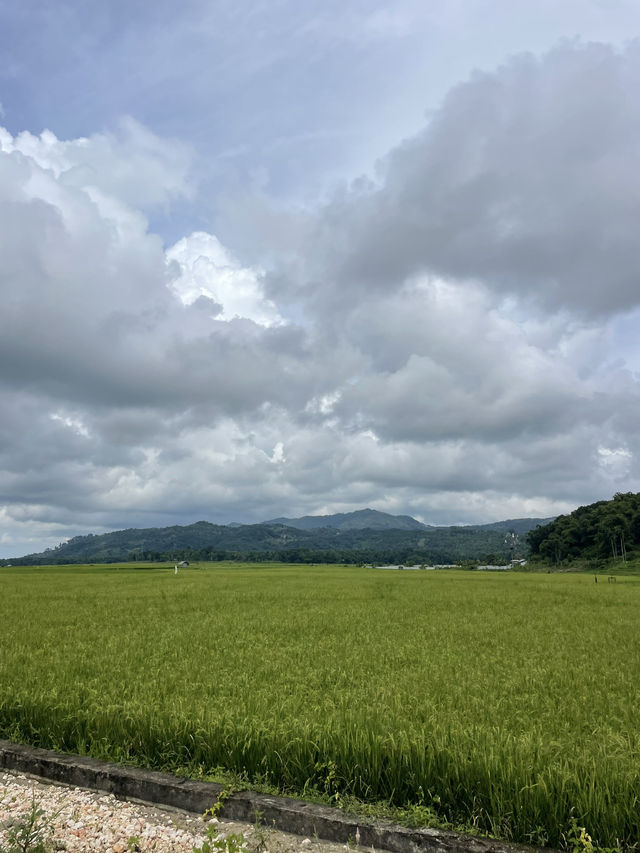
[[264, 508, 429, 531], [1, 510, 553, 566]]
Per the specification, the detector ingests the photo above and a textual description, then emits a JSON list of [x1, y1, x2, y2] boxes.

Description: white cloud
[[50, 412, 90, 438], [0, 117, 193, 211], [269, 41, 640, 320], [166, 231, 282, 326], [597, 446, 633, 478], [4, 34, 640, 556], [270, 441, 286, 464]]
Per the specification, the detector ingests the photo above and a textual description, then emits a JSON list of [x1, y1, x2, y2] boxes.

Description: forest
[[528, 492, 640, 564]]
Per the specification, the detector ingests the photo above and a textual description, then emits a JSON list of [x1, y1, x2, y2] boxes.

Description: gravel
[[0, 771, 368, 853]]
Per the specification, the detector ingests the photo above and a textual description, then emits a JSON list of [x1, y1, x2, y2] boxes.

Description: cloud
[[270, 41, 640, 319], [4, 38, 640, 556], [166, 231, 282, 326], [0, 122, 317, 418], [0, 117, 193, 210]]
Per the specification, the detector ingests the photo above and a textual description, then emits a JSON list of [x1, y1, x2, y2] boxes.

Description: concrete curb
[[0, 740, 543, 853]]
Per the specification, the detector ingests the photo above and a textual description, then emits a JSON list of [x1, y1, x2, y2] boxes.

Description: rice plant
[[1, 563, 638, 849]]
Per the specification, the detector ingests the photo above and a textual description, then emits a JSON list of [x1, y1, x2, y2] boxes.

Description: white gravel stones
[[1, 770, 207, 851], [0, 771, 363, 853]]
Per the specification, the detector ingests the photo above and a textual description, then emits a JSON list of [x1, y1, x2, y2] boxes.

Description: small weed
[[250, 810, 269, 853], [311, 760, 343, 806], [346, 827, 361, 848], [524, 825, 549, 848], [249, 809, 288, 853], [0, 794, 56, 853], [193, 828, 246, 853], [564, 816, 625, 853], [203, 783, 238, 821]]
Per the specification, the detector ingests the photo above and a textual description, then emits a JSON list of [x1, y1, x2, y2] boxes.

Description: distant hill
[[265, 508, 428, 531], [471, 517, 556, 534], [528, 492, 640, 563], [2, 510, 554, 567]]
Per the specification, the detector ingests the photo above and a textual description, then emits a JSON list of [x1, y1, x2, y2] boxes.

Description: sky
[[2, 1, 640, 556]]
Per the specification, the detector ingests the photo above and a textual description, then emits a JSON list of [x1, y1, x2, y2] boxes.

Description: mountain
[[265, 508, 428, 531], [470, 517, 556, 534], [3, 511, 553, 567]]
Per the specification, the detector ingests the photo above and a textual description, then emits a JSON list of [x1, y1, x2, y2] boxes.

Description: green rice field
[[1, 563, 639, 849]]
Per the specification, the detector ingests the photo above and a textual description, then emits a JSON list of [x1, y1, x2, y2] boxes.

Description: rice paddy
[[1, 562, 639, 849]]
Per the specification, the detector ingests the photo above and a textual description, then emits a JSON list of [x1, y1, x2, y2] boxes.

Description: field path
[[0, 770, 360, 853]]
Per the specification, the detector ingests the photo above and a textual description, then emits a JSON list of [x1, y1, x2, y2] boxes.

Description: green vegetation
[[0, 515, 546, 566], [1, 563, 639, 849], [528, 492, 640, 565], [266, 508, 427, 531], [0, 794, 57, 853], [194, 829, 247, 853]]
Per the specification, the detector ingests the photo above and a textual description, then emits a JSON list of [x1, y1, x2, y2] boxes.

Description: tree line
[[527, 492, 640, 564]]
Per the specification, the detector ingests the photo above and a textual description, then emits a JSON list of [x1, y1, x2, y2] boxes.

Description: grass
[[1, 562, 639, 849]]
